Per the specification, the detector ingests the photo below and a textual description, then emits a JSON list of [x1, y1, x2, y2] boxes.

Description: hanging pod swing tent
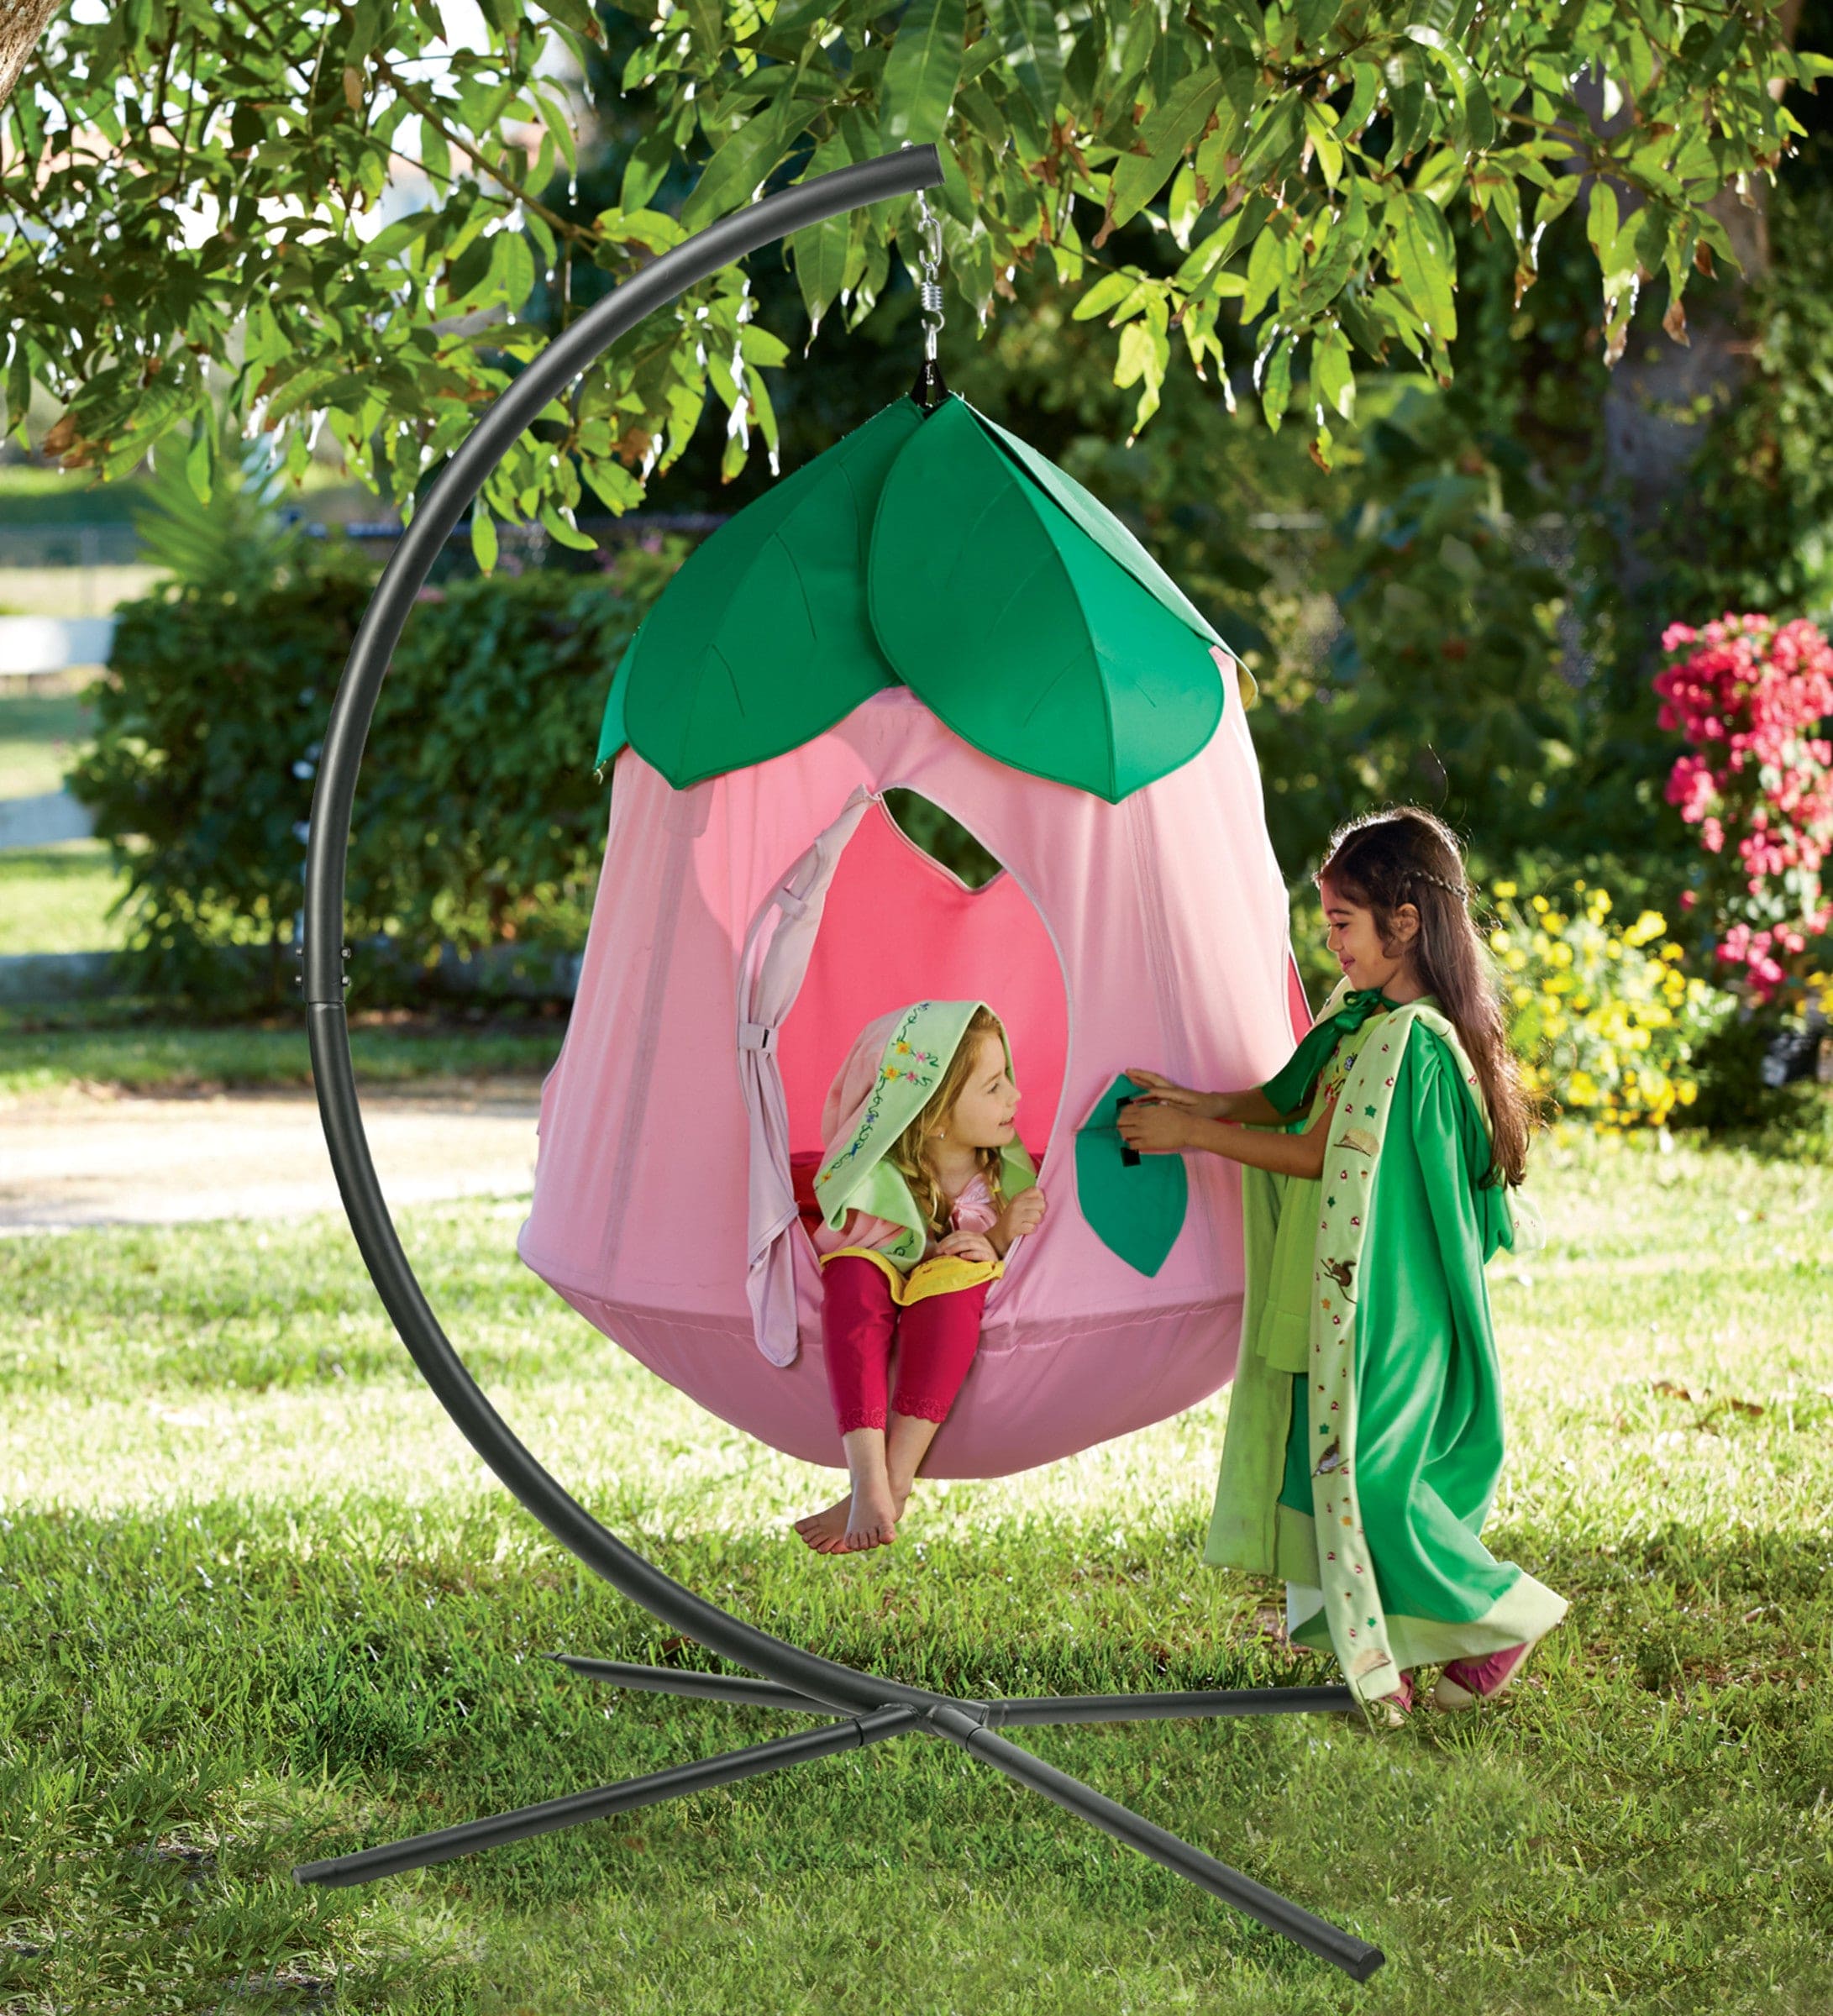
[[295, 147, 1382, 1983]]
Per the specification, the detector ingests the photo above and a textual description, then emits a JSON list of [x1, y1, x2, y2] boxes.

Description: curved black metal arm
[[302, 147, 951, 1719], [296, 151, 1384, 1983]]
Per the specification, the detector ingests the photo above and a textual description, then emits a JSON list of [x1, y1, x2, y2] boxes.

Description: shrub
[[1486, 879, 1735, 1131], [349, 549, 679, 970], [1653, 612, 1833, 1005], [1684, 1003, 1832, 1147], [69, 536, 379, 1000], [69, 539, 680, 1003]]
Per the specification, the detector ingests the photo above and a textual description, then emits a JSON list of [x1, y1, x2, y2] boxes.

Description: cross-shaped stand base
[[294, 1658, 1384, 1982]]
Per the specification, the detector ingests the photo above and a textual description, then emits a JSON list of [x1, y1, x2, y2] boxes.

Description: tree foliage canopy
[[1, 0, 1819, 547]]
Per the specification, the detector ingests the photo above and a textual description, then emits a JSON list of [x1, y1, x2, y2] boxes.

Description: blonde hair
[[886, 1005, 1009, 1238]]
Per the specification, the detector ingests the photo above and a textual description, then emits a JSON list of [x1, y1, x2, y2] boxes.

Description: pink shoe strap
[[1442, 1641, 1531, 1698]]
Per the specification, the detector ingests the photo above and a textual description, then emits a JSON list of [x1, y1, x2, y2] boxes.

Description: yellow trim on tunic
[[817, 1247, 1003, 1305]]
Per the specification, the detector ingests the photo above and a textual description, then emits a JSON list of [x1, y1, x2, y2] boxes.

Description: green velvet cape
[[1204, 984, 1568, 1704]]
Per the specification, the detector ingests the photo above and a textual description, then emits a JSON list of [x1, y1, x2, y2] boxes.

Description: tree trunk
[[1597, 0, 1804, 600], [0, 0, 62, 116]]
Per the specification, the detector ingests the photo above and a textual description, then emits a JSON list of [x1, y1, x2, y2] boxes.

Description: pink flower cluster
[[1654, 613, 1833, 1003]]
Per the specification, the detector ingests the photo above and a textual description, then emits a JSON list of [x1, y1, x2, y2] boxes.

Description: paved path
[[0, 1082, 541, 1231], [0, 789, 95, 850]]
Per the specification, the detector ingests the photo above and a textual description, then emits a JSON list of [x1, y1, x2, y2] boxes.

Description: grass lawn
[[0, 841, 133, 956], [0, 677, 96, 799], [0, 1005, 567, 1100], [2, 1135, 1830, 2013]]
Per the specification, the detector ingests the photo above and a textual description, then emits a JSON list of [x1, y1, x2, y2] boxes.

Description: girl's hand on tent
[[938, 1231, 999, 1264], [998, 1186, 1048, 1244], [1116, 1099, 1195, 1155], [1124, 1068, 1229, 1121]]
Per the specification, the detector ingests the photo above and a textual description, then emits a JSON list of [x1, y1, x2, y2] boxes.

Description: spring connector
[[910, 188, 949, 414]]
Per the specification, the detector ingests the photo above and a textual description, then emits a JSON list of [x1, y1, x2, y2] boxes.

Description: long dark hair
[[1319, 807, 1534, 1189]]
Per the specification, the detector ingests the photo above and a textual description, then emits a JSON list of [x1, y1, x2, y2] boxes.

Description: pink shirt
[[812, 1171, 1001, 1259]]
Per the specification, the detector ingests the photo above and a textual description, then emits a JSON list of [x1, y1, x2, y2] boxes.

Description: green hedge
[[69, 541, 678, 1002]]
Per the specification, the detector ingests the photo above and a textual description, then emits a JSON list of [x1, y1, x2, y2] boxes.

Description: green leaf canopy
[[601, 396, 916, 785], [596, 394, 1231, 802]]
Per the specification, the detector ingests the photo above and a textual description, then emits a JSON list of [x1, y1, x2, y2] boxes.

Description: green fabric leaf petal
[[592, 629, 636, 774], [867, 397, 1225, 802], [1074, 1074, 1188, 1277], [966, 401, 1225, 648], [614, 397, 918, 789]]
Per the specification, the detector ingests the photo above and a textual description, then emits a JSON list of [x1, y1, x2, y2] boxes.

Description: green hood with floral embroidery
[[811, 1000, 1035, 1271]]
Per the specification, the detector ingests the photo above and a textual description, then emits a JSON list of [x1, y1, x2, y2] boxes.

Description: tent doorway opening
[[773, 792, 1069, 1270]]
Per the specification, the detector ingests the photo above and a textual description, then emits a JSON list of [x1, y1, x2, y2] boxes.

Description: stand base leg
[[293, 1705, 920, 1888], [295, 1664, 1384, 1982], [553, 1658, 1358, 1728], [926, 1704, 1384, 1982], [985, 1685, 1356, 1726]]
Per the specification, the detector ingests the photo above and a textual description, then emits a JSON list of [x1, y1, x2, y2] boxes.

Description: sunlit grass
[[0, 1006, 566, 1100], [2, 1135, 1830, 2013], [0, 840, 131, 956], [0, 679, 93, 797]]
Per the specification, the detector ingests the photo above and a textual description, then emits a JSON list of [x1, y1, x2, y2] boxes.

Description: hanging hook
[[909, 186, 948, 414]]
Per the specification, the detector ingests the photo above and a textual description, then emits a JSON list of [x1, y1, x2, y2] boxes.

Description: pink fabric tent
[[519, 669, 1309, 1478]]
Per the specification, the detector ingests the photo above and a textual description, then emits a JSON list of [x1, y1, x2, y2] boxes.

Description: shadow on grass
[[6, 1503, 1831, 2013]]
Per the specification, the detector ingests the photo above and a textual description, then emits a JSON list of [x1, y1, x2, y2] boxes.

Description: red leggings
[[821, 1256, 988, 1436]]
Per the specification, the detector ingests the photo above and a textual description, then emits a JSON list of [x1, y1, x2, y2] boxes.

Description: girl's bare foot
[[843, 1477, 900, 1551], [793, 1497, 855, 1552], [794, 1483, 911, 1554]]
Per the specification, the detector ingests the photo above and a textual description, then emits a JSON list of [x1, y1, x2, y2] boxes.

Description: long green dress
[[1204, 983, 1567, 1704]]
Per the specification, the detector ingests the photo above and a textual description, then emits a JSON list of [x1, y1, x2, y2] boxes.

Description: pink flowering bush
[[1653, 613, 1833, 1005]]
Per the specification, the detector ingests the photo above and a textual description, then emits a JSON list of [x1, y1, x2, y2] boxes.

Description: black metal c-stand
[[292, 144, 1384, 1986]]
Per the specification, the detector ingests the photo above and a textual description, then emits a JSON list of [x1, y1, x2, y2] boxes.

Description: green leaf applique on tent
[[594, 629, 637, 775], [966, 402, 1224, 650], [1074, 1073, 1189, 1277], [594, 392, 1234, 801], [598, 396, 921, 787], [866, 396, 1226, 802]]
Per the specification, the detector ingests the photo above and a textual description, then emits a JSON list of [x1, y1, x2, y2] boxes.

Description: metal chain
[[913, 187, 945, 362]]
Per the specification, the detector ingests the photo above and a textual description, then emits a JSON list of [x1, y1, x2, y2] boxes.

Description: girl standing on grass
[[794, 1002, 1046, 1557], [1118, 807, 1567, 1720]]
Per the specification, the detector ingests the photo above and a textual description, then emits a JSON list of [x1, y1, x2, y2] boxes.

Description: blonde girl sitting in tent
[[1118, 808, 1567, 1719], [795, 1003, 1046, 1555]]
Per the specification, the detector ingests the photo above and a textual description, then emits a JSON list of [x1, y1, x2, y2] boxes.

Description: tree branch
[[373, 55, 589, 244], [0, 0, 62, 118]]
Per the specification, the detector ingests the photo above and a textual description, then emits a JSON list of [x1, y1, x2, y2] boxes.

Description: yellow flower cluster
[[1488, 881, 1733, 1131]]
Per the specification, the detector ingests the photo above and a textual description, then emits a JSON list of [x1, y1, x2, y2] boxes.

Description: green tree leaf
[[987, 0, 1063, 125], [470, 502, 498, 574], [878, 0, 966, 148], [1257, 330, 1294, 431], [1402, 22, 1496, 150], [1390, 190, 1457, 344], [1313, 323, 1355, 420], [789, 136, 856, 339], [681, 102, 809, 232], [1109, 67, 1225, 230]]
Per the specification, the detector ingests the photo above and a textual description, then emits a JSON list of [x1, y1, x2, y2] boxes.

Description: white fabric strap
[[735, 792, 872, 1367]]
